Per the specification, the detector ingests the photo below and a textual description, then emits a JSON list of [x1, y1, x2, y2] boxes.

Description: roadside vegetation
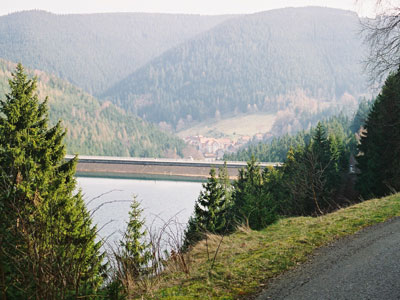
[[146, 193, 400, 299]]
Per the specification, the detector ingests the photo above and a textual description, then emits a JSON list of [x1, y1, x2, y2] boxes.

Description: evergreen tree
[[356, 70, 400, 198], [0, 64, 103, 299], [183, 165, 232, 249], [119, 197, 151, 279], [281, 123, 349, 215], [232, 157, 277, 230], [194, 168, 230, 234]]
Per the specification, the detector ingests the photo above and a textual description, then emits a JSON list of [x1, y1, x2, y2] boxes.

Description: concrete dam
[[67, 155, 280, 181]]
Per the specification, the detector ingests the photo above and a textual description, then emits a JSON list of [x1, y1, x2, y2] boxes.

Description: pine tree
[[232, 157, 277, 230], [281, 123, 349, 216], [119, 197, 151, 279], [0, 64, 103, 299], [356, 70, 400, 198], [182, 165, 232, 249], [194, 168, 229, 234]]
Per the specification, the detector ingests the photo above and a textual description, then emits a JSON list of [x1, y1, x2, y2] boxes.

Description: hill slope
[[0, 59, 185, 157], [103, 7, 368, 129], [0, 11, 234, 94]]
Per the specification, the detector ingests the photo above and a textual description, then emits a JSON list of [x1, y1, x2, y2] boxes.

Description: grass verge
[[143, 194, 400, 299]]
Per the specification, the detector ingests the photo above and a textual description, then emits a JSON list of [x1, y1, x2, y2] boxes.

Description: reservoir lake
[[77, 176, 203, 246]]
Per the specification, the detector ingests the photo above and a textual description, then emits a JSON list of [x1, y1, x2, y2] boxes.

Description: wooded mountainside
[[0, 59, 186, 157], [102, 7, 368, 128], [0, 10, 233, 94]]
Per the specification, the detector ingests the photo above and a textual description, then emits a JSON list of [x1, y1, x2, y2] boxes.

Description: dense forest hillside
[[0, 59, 186, 157], [0, 11, 234, 94], [103, 7, 368, 129]]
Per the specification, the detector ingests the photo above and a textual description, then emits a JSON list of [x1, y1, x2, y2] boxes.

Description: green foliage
[[280, 122, 350, 215], [356, 70, 400, 198], [104, 7, 366, 128], [0, 59, 186, 157], [232, 158, 278, 230], [119, 197, 151, 278], [186, 120, 353, 242], [194, 168, 229, 233], [106, 198, 153, 300], [183, 165, 232, 249], [0, 64, 103, 299]]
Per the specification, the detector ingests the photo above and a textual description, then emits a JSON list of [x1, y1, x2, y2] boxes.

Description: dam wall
[[67, 155, 280, 181]]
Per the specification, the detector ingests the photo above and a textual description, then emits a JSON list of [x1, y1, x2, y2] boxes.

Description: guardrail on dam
[[66, 155, 281, 181]]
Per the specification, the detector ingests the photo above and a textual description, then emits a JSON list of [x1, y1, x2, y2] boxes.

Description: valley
[[0, 7, 370, 159]]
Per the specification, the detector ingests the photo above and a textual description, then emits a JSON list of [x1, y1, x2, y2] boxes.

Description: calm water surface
[[76, 177, 202, 244]]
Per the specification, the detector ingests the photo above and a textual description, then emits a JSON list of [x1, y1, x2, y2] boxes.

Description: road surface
[[254, 217, 400, 300]]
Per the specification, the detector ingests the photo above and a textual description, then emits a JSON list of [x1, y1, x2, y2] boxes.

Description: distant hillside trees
[[350, 98, 373, 133], [0, 64, 103, 299], [103, 8, 366, 128], [356, 70, 400, 198]]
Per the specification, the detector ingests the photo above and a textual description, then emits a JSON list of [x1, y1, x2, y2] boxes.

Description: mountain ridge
[[0, 10, 235, 94]]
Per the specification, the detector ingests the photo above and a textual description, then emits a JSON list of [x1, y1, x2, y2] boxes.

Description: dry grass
[[137, 194, 400, 299]]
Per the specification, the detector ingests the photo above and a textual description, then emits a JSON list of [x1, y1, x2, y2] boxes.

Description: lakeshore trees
[[0, 64, 103, 299], [184, 121, 352, 248], [183, 166, 232, 249]]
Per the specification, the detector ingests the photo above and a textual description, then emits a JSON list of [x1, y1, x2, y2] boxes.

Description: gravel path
[[254, 217, 400, 300]]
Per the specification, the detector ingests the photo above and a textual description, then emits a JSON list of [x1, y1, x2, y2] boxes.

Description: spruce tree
[[194, 168, 229, 234], [356, 70, 400, 198], [281, 123, 349, 216], [119, 197, 151, 279], [182, 165, 232, 249], [232, 157, 276, 230], [0, 64, 103, 299]]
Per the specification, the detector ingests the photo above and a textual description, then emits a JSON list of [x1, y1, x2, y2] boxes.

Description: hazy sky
[[1, 0, 378, 17]]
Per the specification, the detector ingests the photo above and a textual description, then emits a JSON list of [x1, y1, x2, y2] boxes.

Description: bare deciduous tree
[[360, 0, 400, 83]]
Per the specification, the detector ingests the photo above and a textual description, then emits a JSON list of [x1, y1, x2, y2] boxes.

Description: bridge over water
[[67, 155, 281, 181]]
